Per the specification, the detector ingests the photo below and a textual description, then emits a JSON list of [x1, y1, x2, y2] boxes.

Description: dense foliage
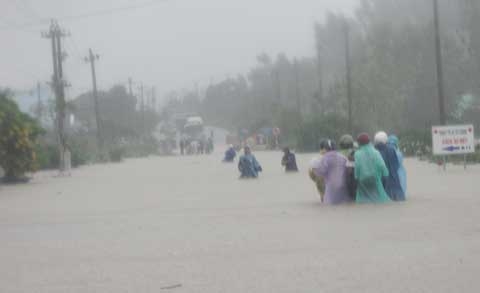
[[67, 84, 161, 162], [72, 85, 160, 145], [0, 90, 43, 182], [161, 0, 480, 151]]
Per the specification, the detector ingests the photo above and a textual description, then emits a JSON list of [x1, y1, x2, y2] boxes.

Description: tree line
[[161, 0, 480, 150]]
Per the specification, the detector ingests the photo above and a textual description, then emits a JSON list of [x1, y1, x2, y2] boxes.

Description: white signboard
[[432, 124, 475, 155]]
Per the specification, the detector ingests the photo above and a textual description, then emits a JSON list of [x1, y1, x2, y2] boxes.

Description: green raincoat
[[354, 144, 391, 203]]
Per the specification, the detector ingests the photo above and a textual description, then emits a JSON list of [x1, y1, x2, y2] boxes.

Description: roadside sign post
[[432, 124, 475, 170]]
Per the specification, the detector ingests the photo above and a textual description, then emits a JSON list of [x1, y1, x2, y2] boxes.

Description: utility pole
[[128, 77, 138, 137], [433, 0, 447, 125], [316, 52, 324, 112], [42, 20, 68, 172], [140, 83, 145, 137], [36, 82, 42, 120], [293, 58, 301, 116], [151, 86, 157, 112], [314, 24, 324, 114], [344, 20, 353, 134], [85, 48, 102, 150], [272, 69, 281, 102], [128, 77, 133, 97]]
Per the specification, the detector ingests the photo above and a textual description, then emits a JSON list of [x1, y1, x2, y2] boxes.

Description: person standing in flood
[[339, 134, 356, 201], [374, 131, 405, 201], [179, 138, 185, 155], [281, 147, 298, 172], [311, 139, 351, 205], [309, 146, 327, 202], [238, 146, 262, 178], [223, 145, 236, 162], [354, 133, 391, 204], [387, 135, 407, 199], [207, 137, 214, 154]]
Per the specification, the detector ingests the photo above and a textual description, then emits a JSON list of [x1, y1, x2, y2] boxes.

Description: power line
[[2, 0, 43, 32], [15, 0, 42, 21], [58, 0, 169, 21], [70, 35, 82, 58], [0, 0, 169, 31], [65, 36, 83, 62]]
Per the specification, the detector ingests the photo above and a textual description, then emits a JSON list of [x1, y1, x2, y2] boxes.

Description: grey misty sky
[[0, 0, 357, 100]]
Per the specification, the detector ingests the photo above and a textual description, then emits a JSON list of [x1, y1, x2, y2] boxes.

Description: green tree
[[0, 90, 43, 182]]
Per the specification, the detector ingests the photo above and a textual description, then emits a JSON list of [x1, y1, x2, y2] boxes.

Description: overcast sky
[[0, 0, 357, 101]]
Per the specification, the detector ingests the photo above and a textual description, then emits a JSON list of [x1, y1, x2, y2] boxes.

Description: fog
[[2, 1, 480, 292], [0, 0, 356, 97]]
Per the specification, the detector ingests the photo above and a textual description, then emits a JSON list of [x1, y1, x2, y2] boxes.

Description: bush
[[35, 143, 59, 170], [0, 91, 43, 182], [36, 134, 95, 170], [69, 138, 92, 167], [109, 147, 125, 162]]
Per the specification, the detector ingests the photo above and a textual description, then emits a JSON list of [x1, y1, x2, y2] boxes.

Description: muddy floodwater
[[1, 151, 479, 292]]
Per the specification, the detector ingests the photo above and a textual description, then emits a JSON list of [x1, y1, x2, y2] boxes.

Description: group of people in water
[[180, 136, 214, 155], [223, 131, 407, 204]]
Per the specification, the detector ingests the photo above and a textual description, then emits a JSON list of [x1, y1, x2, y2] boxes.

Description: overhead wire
[[16, 0, 42, 20], [65, 36, 84, 63], [56, 0, 170, 22], [0, 0, 170, 31]]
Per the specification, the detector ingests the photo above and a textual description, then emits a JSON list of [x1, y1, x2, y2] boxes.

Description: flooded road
[[1, 152, 480, 292]]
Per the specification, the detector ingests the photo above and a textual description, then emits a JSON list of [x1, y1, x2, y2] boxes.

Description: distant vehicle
[[179, 116, 206, 155], [184, 116, 204, 141]]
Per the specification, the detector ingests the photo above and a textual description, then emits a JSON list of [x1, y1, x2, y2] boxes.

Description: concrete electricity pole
[[433, 0, 447, 125], [344, 20, 353, 134], [272, 69, 281, 102], [316, 52, 324, 111], [293, 58, 301, 116], [151, 86, 157, 112], [36, 82, 42, 120], [42, 20, 69, 172], [139, 83, 145, 137], [85, 48, 103, 150], [128, 77, 133, 97], [314, 24, 324, 114]]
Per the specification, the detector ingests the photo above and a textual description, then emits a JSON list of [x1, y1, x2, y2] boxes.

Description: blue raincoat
[[375, 142, 405, 201], [238, 154, 262, 178], [388, 135, 407, 197], [223, 148, 236, 162]]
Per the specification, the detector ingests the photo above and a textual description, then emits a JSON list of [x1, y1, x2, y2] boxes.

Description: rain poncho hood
[[354, 144, 390, 203], [387, 135, 399, 147]]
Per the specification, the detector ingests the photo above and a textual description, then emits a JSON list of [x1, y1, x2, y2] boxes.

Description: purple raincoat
[[313, 151, 352, 205]]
